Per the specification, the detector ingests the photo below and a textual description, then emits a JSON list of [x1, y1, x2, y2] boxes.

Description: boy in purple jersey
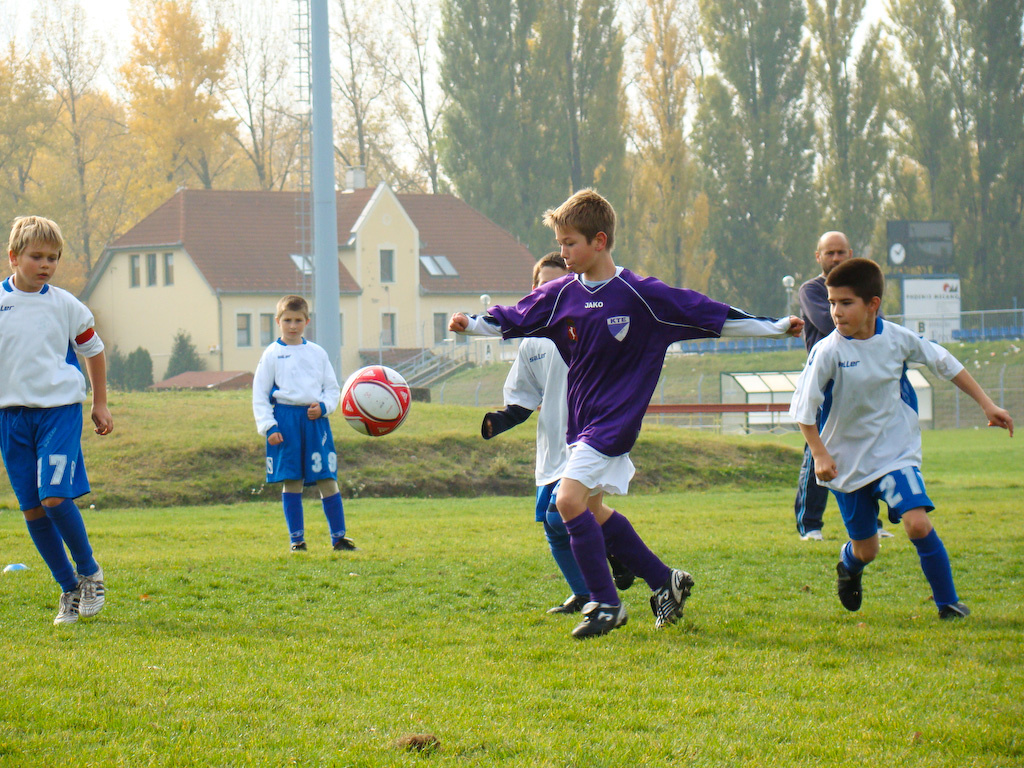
[[451, 189, 803, 638]]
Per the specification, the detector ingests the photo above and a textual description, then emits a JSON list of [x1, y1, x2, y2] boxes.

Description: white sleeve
[[460, 314, 503, 337], [320, 353, 341, 414], [252, 348, 278, 435], [908, 335, 965, 381], [720, 314, 794, 338], [70, 296, 104, 357], [502, 347, 543, 411], [789, 344, 832, 425], [74, 329, 105, 359]]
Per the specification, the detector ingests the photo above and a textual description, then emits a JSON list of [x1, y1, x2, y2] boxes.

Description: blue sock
[[841, 541, 866, 575], [282, 492, 305, 544], [322, 493, 346, 543], [544, 508, 588, 596], [911, 529, 958, 608], [564, 511, 618, 606], [601, 510, 671, 590], [26, 516, 78, 593], [46, 499, 98, 577]]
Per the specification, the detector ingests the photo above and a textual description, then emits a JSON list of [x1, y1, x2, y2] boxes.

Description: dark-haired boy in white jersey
[[790, 257, 1013, 618]]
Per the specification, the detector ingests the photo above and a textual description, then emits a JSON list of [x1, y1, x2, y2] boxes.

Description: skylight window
[[420, 254, 458, 277], [289, 254, 313, 276]]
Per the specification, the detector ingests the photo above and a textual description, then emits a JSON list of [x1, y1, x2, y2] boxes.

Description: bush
[[165, 330, 206, 379], [124, 347, 153, 391], [107, 346, 128, 390]]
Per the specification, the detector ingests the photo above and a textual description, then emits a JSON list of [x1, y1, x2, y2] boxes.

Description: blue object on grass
[[3, 563, 29, 573]]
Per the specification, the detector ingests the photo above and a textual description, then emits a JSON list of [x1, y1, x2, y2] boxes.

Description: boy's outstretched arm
[[798, 422, 837, 482], [481, 404, 533, 439], [951, 369, 1014, 436], [719, 309, 804, 338], [448, 312, 502, 337], [84, 351, 113, 435]]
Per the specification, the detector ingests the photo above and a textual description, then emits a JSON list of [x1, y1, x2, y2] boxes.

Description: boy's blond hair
[[8, 216, 64, 257], [276, 294, 310, 320], [543, 189, 616, 251], [532, 252, 567, 288]]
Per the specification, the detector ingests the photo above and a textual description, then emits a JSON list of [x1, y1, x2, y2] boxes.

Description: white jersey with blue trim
[[789, 318, 963, 493], [252, 338, 341, 436], [0, 277, 104, 408], [503, 337, 570, 486]]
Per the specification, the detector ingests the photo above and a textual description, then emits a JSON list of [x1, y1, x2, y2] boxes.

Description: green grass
[[1, 428, 1022, 766], [0, 392, 805, 509]]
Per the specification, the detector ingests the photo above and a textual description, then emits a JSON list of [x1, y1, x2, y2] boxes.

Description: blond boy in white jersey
[[0, 216, 111, 625]]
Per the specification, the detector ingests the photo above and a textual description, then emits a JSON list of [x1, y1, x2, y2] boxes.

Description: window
[[381, 313, 396, 347], [146, 253, 157, 286], [433, 313, 448, 344], [419, 254, 458, 277], [163, 253, 174, 285], [259, 313, 275, 346], [130, 255, 140, 287], [289, 253, 313, 276], [236, 314, 252, 347], [380, 249, 395, 283]]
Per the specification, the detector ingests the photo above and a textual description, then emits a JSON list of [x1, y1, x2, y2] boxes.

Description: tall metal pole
[[310, 0, 341, 379]]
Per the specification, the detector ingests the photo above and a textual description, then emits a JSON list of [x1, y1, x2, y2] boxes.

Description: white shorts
[[563, 442, 635, 497]]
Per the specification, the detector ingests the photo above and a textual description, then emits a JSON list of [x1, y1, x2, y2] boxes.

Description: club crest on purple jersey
[[607, 315, 630, 341]]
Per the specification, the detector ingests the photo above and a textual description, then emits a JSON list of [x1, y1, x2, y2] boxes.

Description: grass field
[[0, 429, 1021, 767]]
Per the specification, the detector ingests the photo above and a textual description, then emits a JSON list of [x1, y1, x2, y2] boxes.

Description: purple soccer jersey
[[488, 268, 730, 456]]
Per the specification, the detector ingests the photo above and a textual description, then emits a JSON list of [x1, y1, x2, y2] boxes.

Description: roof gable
[[103, 187, 534, 296]]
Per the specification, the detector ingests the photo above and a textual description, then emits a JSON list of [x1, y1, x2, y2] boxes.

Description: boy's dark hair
[[532, 252, 567, 288], [826, 257, 884, 304], [543, 189, 616, 250], [276, 294, 310, 320]]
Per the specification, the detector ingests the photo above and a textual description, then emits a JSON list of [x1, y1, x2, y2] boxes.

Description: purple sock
[[564, 511, 618, 605], [602, 510, 671, 590]]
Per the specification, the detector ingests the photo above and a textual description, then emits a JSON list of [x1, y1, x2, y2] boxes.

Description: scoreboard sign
[[886, 220, 954, 269]]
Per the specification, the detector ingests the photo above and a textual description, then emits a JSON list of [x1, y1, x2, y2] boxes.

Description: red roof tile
[[109, 188, 536, 296]]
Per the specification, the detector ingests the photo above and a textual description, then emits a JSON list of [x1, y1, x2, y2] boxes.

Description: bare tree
[[220, 0, 300, 190], [385, 0, 448, 193], [332, 0, 406, 187]]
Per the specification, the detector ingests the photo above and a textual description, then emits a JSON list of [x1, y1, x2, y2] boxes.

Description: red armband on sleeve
[[75, 328, 96, 345]]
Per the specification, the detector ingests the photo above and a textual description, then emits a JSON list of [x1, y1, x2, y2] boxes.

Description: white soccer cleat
[[78, 567, 105, 617], [54, 589, 81, 625], [800, 530, 824, 541]]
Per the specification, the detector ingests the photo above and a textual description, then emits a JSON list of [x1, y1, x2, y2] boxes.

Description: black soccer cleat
[[938, 601, 970, 620], [571, 601, 628, 639], [836, 561, 863, 611], [649, 569, 694, 629], [332, 537, 358, 551], [547, 594, 589, 614], [607, 553, 636, 591]]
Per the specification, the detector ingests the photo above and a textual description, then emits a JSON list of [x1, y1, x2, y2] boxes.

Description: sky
[[9, 0, 891, 52]]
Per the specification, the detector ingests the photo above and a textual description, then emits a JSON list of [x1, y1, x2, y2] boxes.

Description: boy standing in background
[[253, 295, 355, 552]]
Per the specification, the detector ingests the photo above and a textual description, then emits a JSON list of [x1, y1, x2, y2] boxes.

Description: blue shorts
[[832, 466, 934, 541], [535, 479, 560, 523], [0, 404, 90, 510], [265, 404, 338, 485]]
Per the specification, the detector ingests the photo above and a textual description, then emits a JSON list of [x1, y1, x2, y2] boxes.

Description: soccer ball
[[340, 365, 412, 437]]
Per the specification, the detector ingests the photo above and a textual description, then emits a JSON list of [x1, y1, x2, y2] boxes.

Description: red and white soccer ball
[[341, 365, 412, 437]]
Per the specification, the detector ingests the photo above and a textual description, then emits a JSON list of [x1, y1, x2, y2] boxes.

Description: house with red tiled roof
[[82, 184, 537, 381]]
